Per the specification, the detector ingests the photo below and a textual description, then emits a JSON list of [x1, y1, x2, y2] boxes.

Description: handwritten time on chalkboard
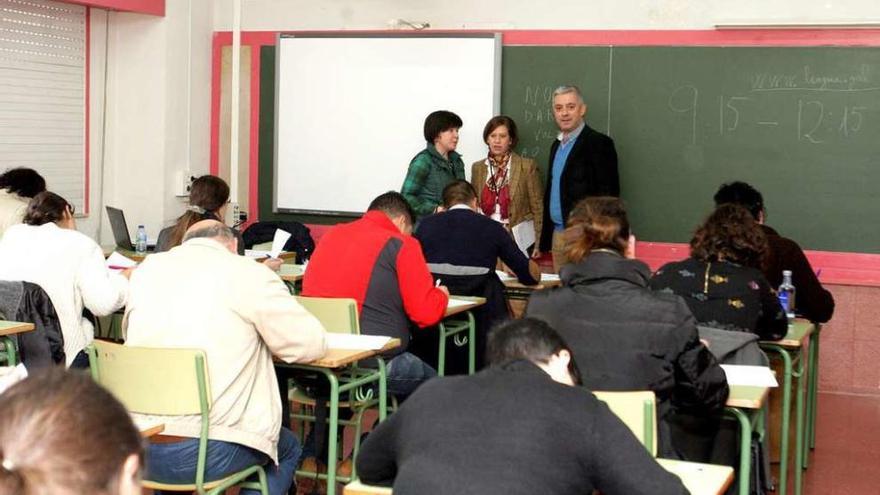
[[501, 46, 880, 253]]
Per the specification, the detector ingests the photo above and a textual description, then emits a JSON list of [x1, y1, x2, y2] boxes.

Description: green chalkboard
[[260, 44, 880, 252], [500, 46, 880, 253]]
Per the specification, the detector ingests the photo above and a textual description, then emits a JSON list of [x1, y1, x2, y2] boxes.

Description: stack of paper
[[325, 333, 391, 350], [106, 252, 138, 270], [720, 364, 778, 387]]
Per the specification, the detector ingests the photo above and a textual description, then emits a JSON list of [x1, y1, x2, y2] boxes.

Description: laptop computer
[[106, 206, 156, 252]]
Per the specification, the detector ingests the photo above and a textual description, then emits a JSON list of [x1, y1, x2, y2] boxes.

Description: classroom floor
[[802, 392, 880, 495]]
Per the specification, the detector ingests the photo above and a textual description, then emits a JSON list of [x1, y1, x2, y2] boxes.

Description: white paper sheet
[[447, 298, 474, 309], [721, 364, 778, 387], [540, 273, 561, 282], [244, 249, 271, 259], [325, 333, 391, 350], [495, 270, 515, 281], [0, 364, 28, 395], [271, 229, 292, 259], [106, 251, 137, 269], [511, 220, 535, 256]]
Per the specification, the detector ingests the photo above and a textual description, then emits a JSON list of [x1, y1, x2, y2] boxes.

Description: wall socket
[[174, 170, 194, 197], [225, 201, 241, 226]]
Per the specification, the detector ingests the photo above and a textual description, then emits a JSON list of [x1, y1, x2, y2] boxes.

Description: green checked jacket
[[400, 144, 465, 219]]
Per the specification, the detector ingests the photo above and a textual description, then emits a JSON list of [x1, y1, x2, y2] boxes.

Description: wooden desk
[[102, 246, 146, 263], [725, 384, 770, 495], [277, 339, 400, 495], [279, 263, 305, 283], [344, 460, 734, 495], [657, 459, 734, 495], [0, 321, 34, 366], [759, 319, 814, 495], [501, 274, 562, 300], [439, 297, 486, 376]]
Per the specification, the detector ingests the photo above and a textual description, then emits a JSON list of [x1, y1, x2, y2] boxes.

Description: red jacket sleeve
[[396, 237, 449, 328]]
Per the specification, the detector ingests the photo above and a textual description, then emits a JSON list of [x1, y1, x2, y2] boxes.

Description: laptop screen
[[105, 206, 134, 251]]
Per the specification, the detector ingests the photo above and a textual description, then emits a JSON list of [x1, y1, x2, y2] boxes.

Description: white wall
[[214, 0, 879, 31], [89, 0, 213, 244]]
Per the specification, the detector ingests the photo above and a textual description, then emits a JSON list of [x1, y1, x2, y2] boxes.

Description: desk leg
[[1, 337, 15, 366], [437, 323, 447, 377], [466, 312, 475, 375], [726, 407, 752, 495], [378, 358, 388, 422], [326, 372, 340, 495], [793, 351, 807, 495], [763, 345, 792, 495], [807, 325, 821, 453]]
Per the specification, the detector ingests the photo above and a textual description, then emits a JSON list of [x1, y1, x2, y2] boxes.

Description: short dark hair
[[423, 110, 463, 143], [482, 115, 519, 148], [0, 168, 46, 198], [0, 368, 143, 495], [714, 181, 764, 220], [23, 191, 71, 226], [487, 317, 582, 385], [368, 191, 415, 225], [690, 203, 768, 269], [442, 180, 477, 208]]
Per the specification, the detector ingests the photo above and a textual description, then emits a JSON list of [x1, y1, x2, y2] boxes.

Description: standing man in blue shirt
[[539, 85, 619, 272]]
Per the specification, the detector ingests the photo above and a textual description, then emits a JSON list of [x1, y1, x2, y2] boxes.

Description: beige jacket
[[471, 152, 544, 246], [124, 238, 326, 462], [0, 189, 28, 239]]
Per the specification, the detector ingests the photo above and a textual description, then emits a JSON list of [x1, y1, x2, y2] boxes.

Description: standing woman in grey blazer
[[471, 116, 544, 258]]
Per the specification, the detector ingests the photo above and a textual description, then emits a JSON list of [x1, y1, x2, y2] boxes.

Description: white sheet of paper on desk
[[0, 364, 27, 395], [325, 333, 391, 350], [106, 251, 137, 269], [244, 249, 270, 259], [270, 229, 292, 259], [447, 298, 473, 309], [511, 220, 535, 256], [721, 364, 778, 387], [541, 273, 561, 282], [495, 270, 515, 281]]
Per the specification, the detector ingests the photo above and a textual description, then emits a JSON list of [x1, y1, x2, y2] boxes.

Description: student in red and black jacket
[[303, 192, 449, 399]]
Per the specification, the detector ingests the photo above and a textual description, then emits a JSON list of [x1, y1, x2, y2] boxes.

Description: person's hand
[[434, 205, 445, 213], [531, 249, 542, 259], [437, 285, 450, 296], [262, 257, 283, 272], [624, 234, 637, 259], [119, 267, 136, 280], [699, 338, 710, 349]]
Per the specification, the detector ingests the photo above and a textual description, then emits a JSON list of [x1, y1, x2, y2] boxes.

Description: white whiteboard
[[275, 34, 500, 215]]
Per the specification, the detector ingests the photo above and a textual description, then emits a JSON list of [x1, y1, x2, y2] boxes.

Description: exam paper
[[106, 251, 137, 269], [721, 364, 778, 387], [512, 220, 535, 256], [270, 229, 292, 259], [244, 249, 270, 259], [325, 333, 391, 350]]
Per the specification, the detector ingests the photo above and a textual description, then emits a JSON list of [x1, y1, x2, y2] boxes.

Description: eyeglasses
[[67, 204, 75, 215]]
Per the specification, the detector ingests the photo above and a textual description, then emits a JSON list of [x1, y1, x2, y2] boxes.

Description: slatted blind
[[0, 0, 86, 212]]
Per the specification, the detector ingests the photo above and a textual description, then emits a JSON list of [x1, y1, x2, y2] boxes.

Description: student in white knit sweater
[[0, 192, 130, 368]]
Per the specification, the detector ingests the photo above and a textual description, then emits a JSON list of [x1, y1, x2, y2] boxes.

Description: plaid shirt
[[401, 144, 465, 217]]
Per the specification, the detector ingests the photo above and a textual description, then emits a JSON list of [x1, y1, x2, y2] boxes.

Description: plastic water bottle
[[778, 270, 796, 320], [135, 225, 148, 255]]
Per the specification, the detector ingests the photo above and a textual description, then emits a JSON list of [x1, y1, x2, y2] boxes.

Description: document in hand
[[720, 364, 778, 387]]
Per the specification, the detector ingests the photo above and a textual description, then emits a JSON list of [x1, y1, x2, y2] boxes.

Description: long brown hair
[[166, 175, 230, 249], [0, 368, 143, 495], [564, 197, 631, 263], [690, 204, 767, 269]]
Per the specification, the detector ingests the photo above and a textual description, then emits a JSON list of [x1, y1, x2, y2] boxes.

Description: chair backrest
[[593, 390, 657, 456], [295, 296, 359, 334], [88, 340, 211, 416]]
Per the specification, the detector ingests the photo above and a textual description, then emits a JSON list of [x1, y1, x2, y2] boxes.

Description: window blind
[[0, 0, 86, 212]]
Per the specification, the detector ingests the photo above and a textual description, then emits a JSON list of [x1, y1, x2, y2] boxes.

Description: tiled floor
[[802, 392, 880, 495]]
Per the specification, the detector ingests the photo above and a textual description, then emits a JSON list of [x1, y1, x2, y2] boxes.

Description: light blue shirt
[[549, 122, 585, 229]]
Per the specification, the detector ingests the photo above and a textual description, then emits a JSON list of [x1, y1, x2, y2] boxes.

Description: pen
[[435, 279, 442, 287], [815, 269, 822, 279]]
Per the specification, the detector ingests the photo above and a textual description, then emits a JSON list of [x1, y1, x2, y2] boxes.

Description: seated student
[[0, 167, 46, 238], [303, 191, 449, 400], [414, 179, 540, 371], [0, 368, 143, 495], [401, 110, 466, 219], [0, 192, 129, 369], [124, 220, 327, 495], [650, 204, 787, 341], [526, 197, 728, 459], [714, 181, 834, 323], [155, 175, 282, 270], [356, 317, 689, 495]]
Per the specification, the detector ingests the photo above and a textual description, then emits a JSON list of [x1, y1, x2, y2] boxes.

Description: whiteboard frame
[[273, 32, 502, 216]]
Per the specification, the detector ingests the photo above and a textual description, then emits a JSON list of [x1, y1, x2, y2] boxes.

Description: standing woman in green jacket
[[401, 110, 466, 219]]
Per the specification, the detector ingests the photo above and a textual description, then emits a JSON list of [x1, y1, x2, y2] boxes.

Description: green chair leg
[[763, 346, 792, 495], [726, 407, 753, 495], [1, 336, 16, 366]]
